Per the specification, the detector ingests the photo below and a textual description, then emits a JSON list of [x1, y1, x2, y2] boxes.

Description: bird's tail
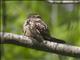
[[45, 36, 65, 44]]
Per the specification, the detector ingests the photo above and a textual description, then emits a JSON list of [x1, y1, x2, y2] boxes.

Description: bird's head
[[28, 14, 41, 18], [27, 13, 42, 22]]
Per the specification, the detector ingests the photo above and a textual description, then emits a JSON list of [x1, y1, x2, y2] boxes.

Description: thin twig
[[48, 0, 80, 4]]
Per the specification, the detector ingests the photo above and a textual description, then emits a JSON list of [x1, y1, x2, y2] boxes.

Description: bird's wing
[[35, 20, 50, 39]]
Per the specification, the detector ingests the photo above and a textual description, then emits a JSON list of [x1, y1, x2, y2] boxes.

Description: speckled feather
[[23, 14, 65, 43]]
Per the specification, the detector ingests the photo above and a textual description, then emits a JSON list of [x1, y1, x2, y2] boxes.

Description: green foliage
[[1, 1, 80, 60]]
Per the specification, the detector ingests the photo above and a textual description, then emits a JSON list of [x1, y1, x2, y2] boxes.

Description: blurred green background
[[0, 0, 80, 60]]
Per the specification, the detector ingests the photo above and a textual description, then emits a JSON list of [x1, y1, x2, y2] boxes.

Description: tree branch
[[47, 0, 80, 4], [0, 32, 80, 58]]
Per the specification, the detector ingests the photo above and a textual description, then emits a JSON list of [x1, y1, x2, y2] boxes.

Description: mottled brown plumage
[[23, 14, 65, 43]]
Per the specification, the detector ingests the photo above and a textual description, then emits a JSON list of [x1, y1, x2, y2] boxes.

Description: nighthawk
[[23, 13, 65, 43]]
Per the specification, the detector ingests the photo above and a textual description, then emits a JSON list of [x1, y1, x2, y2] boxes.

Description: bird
[[23, 13, 65, 43]]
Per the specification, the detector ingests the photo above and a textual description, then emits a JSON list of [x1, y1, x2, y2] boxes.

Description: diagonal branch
[[0, 32, 80, 58]]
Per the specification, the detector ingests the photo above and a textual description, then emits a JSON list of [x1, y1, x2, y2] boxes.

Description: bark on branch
[[0, 32, 80, 58]]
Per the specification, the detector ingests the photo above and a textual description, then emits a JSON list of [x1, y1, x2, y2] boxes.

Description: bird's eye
[[36, 15, 41, 18]]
